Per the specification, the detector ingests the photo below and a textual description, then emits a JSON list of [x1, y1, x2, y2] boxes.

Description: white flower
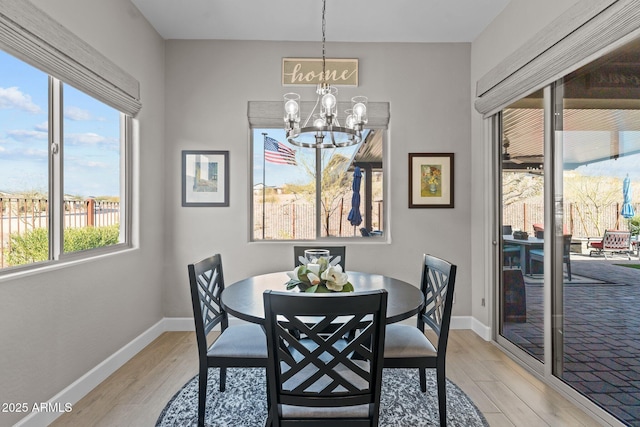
[[286, 265, 302, 281], [306, 263, 321, 276], [306, 272, 321, 286], [321, 264, 349, 292]]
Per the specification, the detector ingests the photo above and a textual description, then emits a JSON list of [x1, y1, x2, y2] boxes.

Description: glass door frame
[[492, 82, 589, 377], [493, 103, 547, 376], [492, 83, 628, 426]]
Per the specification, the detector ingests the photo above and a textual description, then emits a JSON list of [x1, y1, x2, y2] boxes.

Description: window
[[251, 128, 384, 240], [0, 49, 129, 271]]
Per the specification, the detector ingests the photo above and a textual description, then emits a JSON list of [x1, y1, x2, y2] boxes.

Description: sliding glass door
[[554, 38, 640, 423], [498, 90, 546, 365], [495, 33, 640, 424]]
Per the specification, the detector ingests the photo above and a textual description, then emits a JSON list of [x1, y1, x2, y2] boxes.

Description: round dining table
[[221, 271, 424, 324]]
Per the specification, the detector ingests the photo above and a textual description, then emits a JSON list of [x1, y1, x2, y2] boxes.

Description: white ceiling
[[131, 0, 510, 43]]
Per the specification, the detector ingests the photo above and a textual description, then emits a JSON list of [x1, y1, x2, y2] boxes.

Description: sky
[[252, 128, 362, 188], [0, 49, 120, 197]]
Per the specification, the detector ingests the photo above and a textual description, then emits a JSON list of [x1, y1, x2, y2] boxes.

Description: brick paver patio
[[502, 255, 640, 425]]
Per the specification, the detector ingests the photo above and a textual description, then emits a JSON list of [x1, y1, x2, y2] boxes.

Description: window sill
[[0, 244, 136, 283]]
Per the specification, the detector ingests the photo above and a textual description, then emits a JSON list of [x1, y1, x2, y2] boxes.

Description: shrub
[[629, 216, 640, 236], [5, 225, 120, 266], [5, 228, 48, 266], [63, 224, 120, 254]]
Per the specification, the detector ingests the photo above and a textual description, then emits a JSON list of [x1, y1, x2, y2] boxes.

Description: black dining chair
[[188, 254, 268, 427], [383, 254, 457, 427], [293, 245, 346, 270], [263, 289, 388, 427]]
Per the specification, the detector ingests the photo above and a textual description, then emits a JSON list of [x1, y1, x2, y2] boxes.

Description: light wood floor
[[50, 330, 604, 427]]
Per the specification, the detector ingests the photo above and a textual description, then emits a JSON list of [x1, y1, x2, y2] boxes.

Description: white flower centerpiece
[[286, 251, 354, 293]]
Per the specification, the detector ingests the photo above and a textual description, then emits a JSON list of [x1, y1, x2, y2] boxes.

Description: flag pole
[[262, 133, 267, 240]]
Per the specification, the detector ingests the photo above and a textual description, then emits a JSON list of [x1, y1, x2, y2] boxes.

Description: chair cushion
[[208, 323, 267, 358], [384, 324, 437, 358], [281, 403, 370, 419]]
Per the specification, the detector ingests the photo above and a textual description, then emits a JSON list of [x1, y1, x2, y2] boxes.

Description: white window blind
[[0, 0, 141, 116], [475, 0, 640, 117]]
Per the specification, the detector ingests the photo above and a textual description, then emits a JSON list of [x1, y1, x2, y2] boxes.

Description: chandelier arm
[[302, 95, 322, 128]]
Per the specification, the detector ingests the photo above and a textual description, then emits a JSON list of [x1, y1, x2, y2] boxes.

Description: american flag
[[264, 136, 297, 166]]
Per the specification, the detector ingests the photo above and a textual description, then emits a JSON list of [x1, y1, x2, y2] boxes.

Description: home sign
[[282, 58, 358, 86]]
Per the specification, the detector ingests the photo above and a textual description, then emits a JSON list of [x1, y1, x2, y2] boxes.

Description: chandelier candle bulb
[[322, 93, 336, 111], [283, 93, 300, 130], [352, 96, 368, 124], [284, 100, 298, 117]]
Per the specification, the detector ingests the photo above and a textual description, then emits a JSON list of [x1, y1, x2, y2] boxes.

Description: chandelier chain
[[321, 0, 326, 84]]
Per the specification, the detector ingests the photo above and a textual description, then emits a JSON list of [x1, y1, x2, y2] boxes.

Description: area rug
[[156, 368, 488, 427]]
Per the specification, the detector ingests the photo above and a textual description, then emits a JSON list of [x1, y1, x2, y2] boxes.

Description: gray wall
[[0, 0, 166, 425], [163, 40, 473, 319]]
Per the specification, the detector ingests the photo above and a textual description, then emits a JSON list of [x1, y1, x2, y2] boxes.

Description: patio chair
[[294, 246, 346, 270], [188, 254, 268, 427], [502, 225, 520, 268], [383, 254, 457, 427], [528, 235, 572, 281], [263, 289, 388, 427], [589, 230, 632, 260]]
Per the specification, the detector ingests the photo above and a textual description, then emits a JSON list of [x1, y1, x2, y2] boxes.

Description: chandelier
[[283, 0, 368, 148]]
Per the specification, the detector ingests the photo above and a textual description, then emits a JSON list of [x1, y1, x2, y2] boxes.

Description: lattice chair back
[[603, 230, 631, 250], [419, 254, 457, 355], [188, 254, 228, 359], [263, 290, 388, 426]]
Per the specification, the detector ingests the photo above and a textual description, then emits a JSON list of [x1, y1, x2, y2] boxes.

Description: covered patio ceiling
[[503, 105, 640, 171], [352, 130, 383, 170], [503, 35, 640, 171]]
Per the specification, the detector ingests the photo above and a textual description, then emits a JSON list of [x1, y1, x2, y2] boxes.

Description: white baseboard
[[14, 315, 489, 426], [14, 318, 192, 427], [470, 317, 492, 341]]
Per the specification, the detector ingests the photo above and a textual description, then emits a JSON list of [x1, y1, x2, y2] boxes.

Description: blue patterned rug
[[157, 368, 488, 427]]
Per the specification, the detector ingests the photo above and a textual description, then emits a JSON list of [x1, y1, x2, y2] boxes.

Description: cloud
[[34, 121, 48, 132], [64, 132, 111, 146], [7, 129, 47, 141], [21, 148, 48, 158], [64, 133, 119, 151], [0, 146, 47, 160], [65, 106, 92, 121], [0, 86, 42, 113], [86, 161, 109, 168]]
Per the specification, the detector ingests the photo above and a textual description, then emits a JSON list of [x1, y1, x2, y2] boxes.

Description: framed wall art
[[408, 153, 454, 208], [182, 150, 229, 207]]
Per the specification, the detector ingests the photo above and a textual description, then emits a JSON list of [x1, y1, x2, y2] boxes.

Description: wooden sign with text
[[282, 58, 358, 86]]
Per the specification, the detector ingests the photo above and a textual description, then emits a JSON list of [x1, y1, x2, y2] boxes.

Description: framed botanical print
[[408, 153, 454, 208], [182, 150, 229, 207]]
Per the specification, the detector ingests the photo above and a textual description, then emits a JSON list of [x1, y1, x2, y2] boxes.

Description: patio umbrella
[[622, 174, 635, 219], [347, 166, 362, 231]]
